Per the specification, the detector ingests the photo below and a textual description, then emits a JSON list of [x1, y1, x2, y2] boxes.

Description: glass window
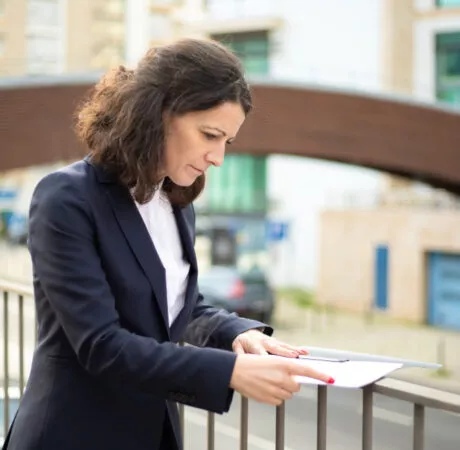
[[206, 155, 267, 213], [26, 35, 60, 74], [204, 32, 269, 215], [28, 0, 60, 28], [436, 0, 460, 7], [436, 32, 460, 107], [212, 31, 270, 76], [149, 13, 173, 40]]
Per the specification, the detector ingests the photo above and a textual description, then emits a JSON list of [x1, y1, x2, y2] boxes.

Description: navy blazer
[[4, 158, 271, 450]]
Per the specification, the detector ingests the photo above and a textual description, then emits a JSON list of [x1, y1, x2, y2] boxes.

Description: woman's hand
[[232, 328, 308, 358], [230, 329, 334, 405], [229, 354, 335, 406]]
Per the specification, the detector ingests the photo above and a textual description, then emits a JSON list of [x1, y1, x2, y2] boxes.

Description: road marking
[[185, 409, 296, 450]]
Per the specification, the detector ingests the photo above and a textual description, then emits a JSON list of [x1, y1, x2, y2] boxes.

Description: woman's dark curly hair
[[75, 38, 253, 206]]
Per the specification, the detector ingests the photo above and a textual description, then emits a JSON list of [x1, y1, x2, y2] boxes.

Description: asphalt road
[[183, 387, 460, 450]]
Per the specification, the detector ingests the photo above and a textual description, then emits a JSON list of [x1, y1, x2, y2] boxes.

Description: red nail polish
[[327, 377, 335, 384]]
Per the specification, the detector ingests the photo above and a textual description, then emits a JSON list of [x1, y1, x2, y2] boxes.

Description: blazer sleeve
[[28, 171, 237, 414], [183, 205, 274, 351], [184, 294, 273, 351]]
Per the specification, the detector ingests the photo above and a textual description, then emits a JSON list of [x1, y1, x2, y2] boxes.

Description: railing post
[[275, 402, 285, 450], [178, 403, 184, 439], [413, 404, 425, 450], [178, 341, 185, 439], [18, 294, 25, 395], [362, 385, 373, 450], [240, 396, 249, 450], [207, 412, 215, 450], [317, 386, 327, 450], [3, 290, 10, 439]]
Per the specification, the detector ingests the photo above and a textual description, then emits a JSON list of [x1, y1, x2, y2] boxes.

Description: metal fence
[[2, 278, 460, 449]]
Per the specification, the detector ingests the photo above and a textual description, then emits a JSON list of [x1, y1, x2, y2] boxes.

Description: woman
[[4, 38, 333, 450]]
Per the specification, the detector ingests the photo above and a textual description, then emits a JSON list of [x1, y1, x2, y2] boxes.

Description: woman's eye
[[203, 132, 218, 140]]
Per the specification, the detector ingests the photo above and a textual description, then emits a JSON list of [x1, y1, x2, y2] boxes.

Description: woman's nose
[[205, 146, 225, 167]]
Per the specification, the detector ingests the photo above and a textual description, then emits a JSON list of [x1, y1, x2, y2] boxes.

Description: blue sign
[[266, 221, 289, 242], [0, 189, 16, 200]]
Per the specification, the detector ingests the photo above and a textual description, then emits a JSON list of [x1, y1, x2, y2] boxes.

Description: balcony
[[2, 278, 460, 449]]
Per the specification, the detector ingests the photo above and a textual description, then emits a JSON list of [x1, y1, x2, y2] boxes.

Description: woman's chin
[[168, 174, 197, 187]]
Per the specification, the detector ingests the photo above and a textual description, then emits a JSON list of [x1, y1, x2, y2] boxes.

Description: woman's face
[[162, 101, 246, 186]]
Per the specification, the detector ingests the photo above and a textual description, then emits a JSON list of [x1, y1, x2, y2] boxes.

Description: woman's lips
[[191, 166, 204, 175]]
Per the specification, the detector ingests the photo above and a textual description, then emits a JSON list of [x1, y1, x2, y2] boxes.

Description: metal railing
[[2, 278, 460, 449]]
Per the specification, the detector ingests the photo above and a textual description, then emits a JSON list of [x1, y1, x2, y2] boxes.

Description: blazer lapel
[[104, 183, 170, 335], [169, 206, 199, 340], [172, 206, 197, 271]]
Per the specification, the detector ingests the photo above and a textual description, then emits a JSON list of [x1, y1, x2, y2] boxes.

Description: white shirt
[[134, 186, 190, 326]]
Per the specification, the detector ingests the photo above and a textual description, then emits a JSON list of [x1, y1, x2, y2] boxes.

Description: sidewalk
[[272, 298, 460, 393]]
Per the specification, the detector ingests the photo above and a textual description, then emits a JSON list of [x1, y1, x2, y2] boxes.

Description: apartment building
[[0, 0, 125, 77], [317, 1, 460, 330]]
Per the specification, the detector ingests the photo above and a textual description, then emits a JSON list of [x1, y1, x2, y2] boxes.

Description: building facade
[[124, 0, 394, 284], [0, 0, 125, 77], [317, 0, 460, 329]]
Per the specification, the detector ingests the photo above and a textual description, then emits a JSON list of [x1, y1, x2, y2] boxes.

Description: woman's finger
[[276, 342, 309, 355], [233, 340, 246, 355], [265, 341, 298, 358]]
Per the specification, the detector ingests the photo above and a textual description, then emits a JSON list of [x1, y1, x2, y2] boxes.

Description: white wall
[[271, 0, 384, 92], [125, 0, 150, 67], [265, 0, 386, 289], [267, 157, 382, 289]]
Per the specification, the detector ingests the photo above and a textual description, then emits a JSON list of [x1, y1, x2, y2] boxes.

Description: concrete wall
[[317, 208, 460, 322]]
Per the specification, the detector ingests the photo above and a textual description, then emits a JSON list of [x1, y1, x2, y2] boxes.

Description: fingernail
[[327, 377, 335, 384]]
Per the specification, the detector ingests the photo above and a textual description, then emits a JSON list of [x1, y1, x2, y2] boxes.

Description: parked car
[[198, 265, 275, 324]]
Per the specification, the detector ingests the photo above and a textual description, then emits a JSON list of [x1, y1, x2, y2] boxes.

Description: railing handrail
[[2, 277, 460, 412], [372, 377, 460, 414], [0, 278, 33, 297]]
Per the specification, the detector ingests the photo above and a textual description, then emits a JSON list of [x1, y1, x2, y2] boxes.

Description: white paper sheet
[[288, 358, 403, 388]]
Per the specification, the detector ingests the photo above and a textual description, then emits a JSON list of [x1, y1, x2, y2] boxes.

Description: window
[[436, 0, 460, 7], [0, 34, 4, 57], [28, 0, 60, 28], [206, 155, 268, 213], [149, 13, 173, 40], [436, 32, 460, 106], [27, 35, 60, 74], [212, 31, 270, 76], [204, 32, 270, 215]]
